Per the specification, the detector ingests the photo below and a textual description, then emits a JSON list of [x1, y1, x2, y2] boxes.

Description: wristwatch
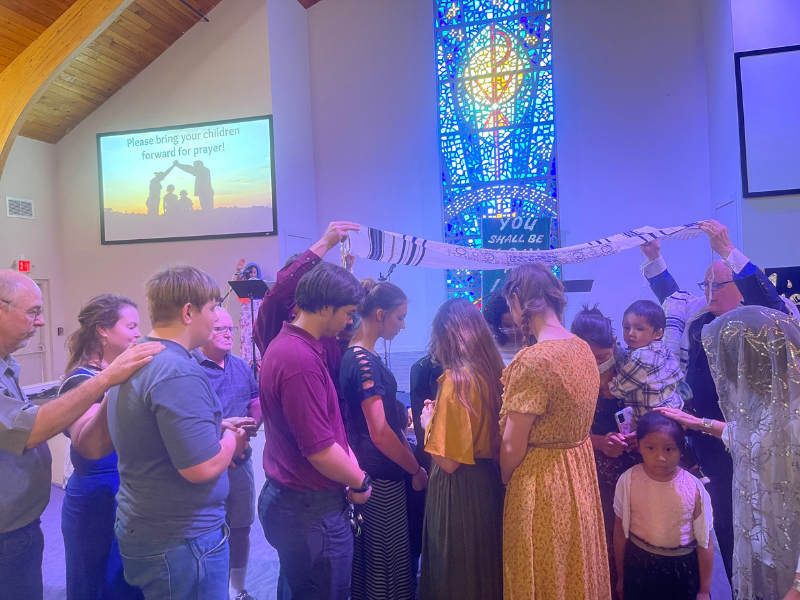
[[700, 418, 714, 431], [351, 472, 372, 494]]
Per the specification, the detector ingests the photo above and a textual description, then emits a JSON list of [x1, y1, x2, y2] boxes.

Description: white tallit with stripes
[[344, 222, 703, 270]]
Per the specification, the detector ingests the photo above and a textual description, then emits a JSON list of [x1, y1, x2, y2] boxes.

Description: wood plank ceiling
[[0, 0, 224, 144]]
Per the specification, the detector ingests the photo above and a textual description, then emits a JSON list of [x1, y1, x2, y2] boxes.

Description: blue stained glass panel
[[434, 0, 560, 301]]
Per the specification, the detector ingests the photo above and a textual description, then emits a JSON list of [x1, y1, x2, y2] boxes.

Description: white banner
[[344, 222, 703, 270]]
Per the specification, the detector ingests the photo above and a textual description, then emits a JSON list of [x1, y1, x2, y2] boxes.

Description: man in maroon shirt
[[258, 261, 371, 600], [254, 221, 359, 396]]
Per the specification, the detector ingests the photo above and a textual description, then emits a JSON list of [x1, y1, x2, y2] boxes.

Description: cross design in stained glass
[[434, 0, 559, 303]]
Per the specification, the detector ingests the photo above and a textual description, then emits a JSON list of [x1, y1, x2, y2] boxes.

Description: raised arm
[[254, 222, 360, 354], [172, 160, 193, 175], [25, 343, 163, 451], [700, 220, 793, 315], [640, 239, 680, 304]]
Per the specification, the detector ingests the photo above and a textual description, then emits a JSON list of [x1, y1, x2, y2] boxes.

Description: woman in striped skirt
[[340, 279, 429, 600]]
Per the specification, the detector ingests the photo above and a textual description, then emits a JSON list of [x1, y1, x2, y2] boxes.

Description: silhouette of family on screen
[[145, 160, 215, 216]]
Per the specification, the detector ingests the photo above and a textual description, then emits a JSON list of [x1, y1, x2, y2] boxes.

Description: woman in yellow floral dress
[[499, 264, 611, 600]]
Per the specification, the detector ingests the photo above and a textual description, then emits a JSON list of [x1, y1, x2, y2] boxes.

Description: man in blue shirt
[[195, 307, 261, 600], [108, 265, 248, 600]]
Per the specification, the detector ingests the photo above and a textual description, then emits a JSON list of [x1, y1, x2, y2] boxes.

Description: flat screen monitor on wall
[[97, 115, 277, 244], [735, 45, 800, 198]]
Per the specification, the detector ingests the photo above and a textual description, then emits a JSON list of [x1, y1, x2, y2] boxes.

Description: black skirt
[[623, 540, 699, 600], [419, 459, 504, 600]]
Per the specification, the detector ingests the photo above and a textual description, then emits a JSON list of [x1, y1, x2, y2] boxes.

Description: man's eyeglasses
[[213, 326, 239, 334], [0, 298, 44, 319], [341, 308, 358, 321], [697, 281, 735, 292]]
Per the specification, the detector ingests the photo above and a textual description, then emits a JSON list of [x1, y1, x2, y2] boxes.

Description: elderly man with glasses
[[0, 271, 161, 600], [639, 220, 797, 585], [195, 306, 261, 600]]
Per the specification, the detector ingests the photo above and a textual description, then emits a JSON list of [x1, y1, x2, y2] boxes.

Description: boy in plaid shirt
[[608, 300, 684, 425]]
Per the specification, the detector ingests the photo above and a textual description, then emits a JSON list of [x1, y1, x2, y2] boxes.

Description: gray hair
[[0, 271, 29, 309]]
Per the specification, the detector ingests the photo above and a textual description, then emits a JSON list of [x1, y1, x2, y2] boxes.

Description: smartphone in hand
[[614, 407, 634, 435]]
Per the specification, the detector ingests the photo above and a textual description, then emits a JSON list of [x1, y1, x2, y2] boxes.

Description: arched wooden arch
[[0, 0, 134, 178]]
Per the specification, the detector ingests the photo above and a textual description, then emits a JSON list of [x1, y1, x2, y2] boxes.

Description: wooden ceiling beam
[[0, 0, 135, 177]]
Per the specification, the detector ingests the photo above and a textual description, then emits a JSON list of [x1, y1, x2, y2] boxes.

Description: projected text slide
[[98, 116, 277, 244]]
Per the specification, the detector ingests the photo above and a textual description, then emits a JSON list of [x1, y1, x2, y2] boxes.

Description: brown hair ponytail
[[502, 264, 567, 338]]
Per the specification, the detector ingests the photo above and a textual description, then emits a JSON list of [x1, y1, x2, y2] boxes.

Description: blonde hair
[[145, 264, 220, 326], [503, 263, 567, 337]]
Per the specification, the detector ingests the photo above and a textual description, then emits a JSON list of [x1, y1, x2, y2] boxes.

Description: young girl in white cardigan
[[613, 411, 714, 600]]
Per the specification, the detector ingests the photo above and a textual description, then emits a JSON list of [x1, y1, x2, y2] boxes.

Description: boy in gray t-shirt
[[108, 265, 247, 600]]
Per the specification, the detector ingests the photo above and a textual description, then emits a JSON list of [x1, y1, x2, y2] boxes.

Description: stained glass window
[[434, 0, 559, 302]]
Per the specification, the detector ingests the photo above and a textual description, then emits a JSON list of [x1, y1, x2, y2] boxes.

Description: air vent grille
[[6, 197, 34, 219]]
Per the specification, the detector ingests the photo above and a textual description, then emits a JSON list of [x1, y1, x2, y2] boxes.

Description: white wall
[[55, 0, 279, 347], [306, 0, 444, 351], [555, 0, 713, 328], [266, 0, 319, 261], [701, 0, 742, 248], [0, 137, 67, 378], [731, 0, 800, 269]]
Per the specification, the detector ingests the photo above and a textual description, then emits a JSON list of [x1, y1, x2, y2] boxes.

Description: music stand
[[228, 279, 271, 378]]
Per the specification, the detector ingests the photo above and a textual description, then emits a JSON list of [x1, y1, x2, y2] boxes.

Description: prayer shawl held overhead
[[343, 222, 703, 270]]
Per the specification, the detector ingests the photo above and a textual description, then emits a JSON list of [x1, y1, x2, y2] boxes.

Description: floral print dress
[[500, 336, 611, 600]]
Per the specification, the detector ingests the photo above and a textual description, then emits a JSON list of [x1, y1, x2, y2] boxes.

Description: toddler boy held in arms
[[607, 300, 684, 426]]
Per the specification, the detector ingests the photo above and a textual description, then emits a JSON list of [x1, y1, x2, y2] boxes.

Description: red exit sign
[[17, 260, 31, 273]]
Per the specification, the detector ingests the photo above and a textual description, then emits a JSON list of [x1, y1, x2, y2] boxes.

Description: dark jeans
[[0, 519, 44, 600], [689, 430, 734, 581], [258, 478, 352, 600], [62, 473, 141, 600]]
